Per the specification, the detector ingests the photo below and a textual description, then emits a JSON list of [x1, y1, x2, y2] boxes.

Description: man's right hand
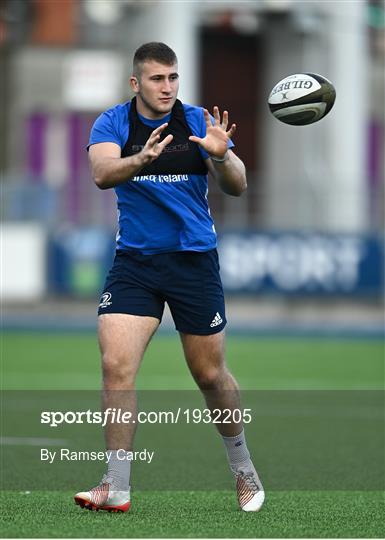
[[139, 123, 173, 166], [89, 124, 173, 190]]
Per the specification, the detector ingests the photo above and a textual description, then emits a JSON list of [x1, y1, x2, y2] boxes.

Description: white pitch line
[[1, 437, 68, 446]]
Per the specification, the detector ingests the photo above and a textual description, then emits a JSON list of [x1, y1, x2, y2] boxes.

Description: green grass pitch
[[1, 331, 384, 538]]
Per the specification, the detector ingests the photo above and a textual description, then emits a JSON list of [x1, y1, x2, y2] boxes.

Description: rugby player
[[74, 42, 264, 513]]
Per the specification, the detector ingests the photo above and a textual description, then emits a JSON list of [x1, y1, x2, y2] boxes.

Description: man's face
[[130, 60, 179, 119]]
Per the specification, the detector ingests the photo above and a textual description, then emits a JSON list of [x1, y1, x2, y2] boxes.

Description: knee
[[102, 353, 136, 388], [193, 366, 224, 391]]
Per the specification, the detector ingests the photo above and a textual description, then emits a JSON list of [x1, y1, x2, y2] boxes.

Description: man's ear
[[130, 76, 139, 93]]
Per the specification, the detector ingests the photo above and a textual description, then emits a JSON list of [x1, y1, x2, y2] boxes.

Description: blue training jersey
[[88, 101, 234, 254]]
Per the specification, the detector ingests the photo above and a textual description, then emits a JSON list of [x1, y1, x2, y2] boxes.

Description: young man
[[74, 42, 264, 513]]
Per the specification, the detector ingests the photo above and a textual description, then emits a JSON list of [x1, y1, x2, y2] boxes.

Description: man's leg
[[99, 313, 159, 450], [180, 330, 265, 512], [75, 313, 159, 512], [180, 330, 240, 436]]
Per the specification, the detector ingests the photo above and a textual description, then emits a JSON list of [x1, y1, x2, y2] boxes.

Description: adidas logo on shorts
[[210, 312, 223, 328]]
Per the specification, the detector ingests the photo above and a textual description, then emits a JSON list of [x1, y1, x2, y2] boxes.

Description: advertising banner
[[218, 233, 384, 296]]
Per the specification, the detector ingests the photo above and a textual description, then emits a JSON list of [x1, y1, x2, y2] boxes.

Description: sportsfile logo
[[99, 292, 112, 309]]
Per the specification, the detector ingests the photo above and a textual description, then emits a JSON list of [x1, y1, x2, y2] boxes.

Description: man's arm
[[89, 123, 173, 190], [205, 150, 247, 196], [189, 106, 247, 197]]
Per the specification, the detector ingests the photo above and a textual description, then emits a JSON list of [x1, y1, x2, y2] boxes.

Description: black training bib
[[122, 97, 208, 176]]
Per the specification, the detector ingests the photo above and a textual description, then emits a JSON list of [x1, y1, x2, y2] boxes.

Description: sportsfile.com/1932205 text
[[40, 408, 252, 427]]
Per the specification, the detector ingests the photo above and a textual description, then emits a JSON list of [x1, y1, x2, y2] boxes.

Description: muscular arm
[[89, 143, 144, 190], [205, 150, 247, 197], [89, 123, 173, 190]]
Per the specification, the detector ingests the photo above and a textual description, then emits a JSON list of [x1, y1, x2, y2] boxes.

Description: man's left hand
[[189, 106, 236, 160]]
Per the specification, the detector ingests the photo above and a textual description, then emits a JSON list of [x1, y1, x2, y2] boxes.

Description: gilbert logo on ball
[[268, 73, 336, 126]]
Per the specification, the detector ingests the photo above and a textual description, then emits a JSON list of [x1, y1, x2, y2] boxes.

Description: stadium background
[[1, 1, 384, 538]]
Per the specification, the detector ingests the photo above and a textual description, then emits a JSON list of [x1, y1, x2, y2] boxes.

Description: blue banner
[[47, 229, 384, 297], [218, 232, 384, 296], [48, 228, 115, 296]]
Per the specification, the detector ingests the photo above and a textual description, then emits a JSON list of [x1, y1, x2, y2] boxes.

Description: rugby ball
[[268, 73, 336, 125]]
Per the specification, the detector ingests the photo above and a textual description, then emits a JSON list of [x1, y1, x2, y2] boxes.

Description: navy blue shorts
[[98, 249, 227, 335]]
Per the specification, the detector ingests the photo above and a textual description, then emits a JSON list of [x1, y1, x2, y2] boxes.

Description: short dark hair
[[133, 42, 177, 76]]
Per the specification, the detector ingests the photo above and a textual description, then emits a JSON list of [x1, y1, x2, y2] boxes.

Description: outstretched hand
[[189, 106, 236, 160], [141, 123, 173, 165]]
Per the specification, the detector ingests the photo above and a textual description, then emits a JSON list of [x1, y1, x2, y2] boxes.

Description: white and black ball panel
[[268, 73, 336, 126]]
